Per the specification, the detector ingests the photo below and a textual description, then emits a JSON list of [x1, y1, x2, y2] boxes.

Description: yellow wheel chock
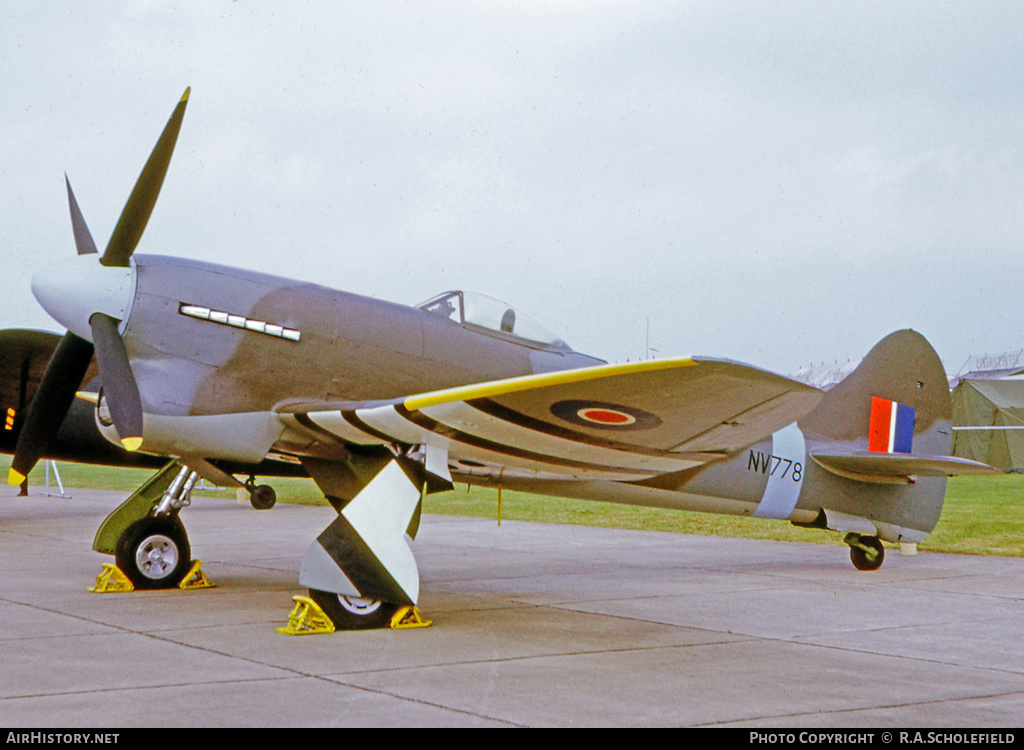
[[88, 560, 214, 593], [390, 606, 432, 629], [277, 595, 336, 635], [276, 597, 433, 634], [178, 560, 215, 590], [88, 563, 135, 593]]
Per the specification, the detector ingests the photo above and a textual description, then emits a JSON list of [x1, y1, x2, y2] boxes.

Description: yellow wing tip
[[181, 86, 191, 102], [7, 469, 26, 486], [121, 437, 143, 452]]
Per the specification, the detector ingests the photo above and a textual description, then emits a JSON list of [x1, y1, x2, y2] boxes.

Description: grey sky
[[4, 2, 1023, 376]]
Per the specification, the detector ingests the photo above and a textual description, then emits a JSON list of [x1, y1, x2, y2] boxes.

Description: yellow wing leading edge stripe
[[403, 357, 699, 411]]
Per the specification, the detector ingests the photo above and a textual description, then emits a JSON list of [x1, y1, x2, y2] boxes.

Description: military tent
[[951, 378, 1024, 472]]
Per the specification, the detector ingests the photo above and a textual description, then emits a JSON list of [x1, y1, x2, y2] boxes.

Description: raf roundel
[[577, 407, 637, 426], [549, 400, 662, 431]]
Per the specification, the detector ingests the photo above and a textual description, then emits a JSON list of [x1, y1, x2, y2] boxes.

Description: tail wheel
[[116, 516, 191, 589], [248, 484, 277, 510], [308, 589, 402, 630], [848, 535, 885, 571]]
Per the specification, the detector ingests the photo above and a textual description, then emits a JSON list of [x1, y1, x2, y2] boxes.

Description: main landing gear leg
[[296, 459, 427, 631], [92, 462, 205, 590]]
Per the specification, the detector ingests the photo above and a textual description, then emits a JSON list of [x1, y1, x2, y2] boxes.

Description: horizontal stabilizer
[[812, 451, 1000, 483]]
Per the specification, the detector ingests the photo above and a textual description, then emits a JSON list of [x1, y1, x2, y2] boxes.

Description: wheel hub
[[136, 534, 178, 579], [339, 596, 382, 616]]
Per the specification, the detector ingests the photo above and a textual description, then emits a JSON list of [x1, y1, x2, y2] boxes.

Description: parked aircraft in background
[[1, 328, 164, 476], [1, 327, 303, 491], [8, 89, 997, 630]]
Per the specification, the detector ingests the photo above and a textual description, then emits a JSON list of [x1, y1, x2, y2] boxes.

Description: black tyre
[[849, 535, 885, 571], [116, 516, 191, 589], [249, 484, 276, 510], [308, 589, 402, 630]]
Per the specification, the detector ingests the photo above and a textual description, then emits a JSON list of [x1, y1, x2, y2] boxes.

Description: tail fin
[[803, 329, 950, 449], [797, 329, 996, 544]]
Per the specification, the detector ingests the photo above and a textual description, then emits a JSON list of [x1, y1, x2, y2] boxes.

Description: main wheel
[[308, 589, 402, 630], [849, 535, 885, 571], [116, 516, 191, 589]]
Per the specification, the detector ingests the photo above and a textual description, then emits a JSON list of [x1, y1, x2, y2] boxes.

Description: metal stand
[[42, 461, 71, 498]]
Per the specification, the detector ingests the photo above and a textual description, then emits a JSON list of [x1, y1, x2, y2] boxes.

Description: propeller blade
[[89, 313, 143, 451], [101, 87, 190, 268], [65, 175, 98, 256], [7, 332, 95, 486]]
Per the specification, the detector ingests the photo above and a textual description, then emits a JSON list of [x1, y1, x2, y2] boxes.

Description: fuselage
[[32, 253, 602, 462], [124, 255, 603, 415]]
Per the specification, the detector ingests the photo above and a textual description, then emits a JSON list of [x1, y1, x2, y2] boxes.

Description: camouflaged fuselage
[[124, 255, 603, 419]]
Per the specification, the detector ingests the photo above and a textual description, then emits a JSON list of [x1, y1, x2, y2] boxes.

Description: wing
[[283, 357, 823, 482]]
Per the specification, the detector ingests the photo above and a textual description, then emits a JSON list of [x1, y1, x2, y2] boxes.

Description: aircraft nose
[[31, 255, 137, 340]]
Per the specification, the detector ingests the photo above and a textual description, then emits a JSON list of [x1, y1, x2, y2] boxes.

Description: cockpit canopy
[[418, 291, 570, 350]]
